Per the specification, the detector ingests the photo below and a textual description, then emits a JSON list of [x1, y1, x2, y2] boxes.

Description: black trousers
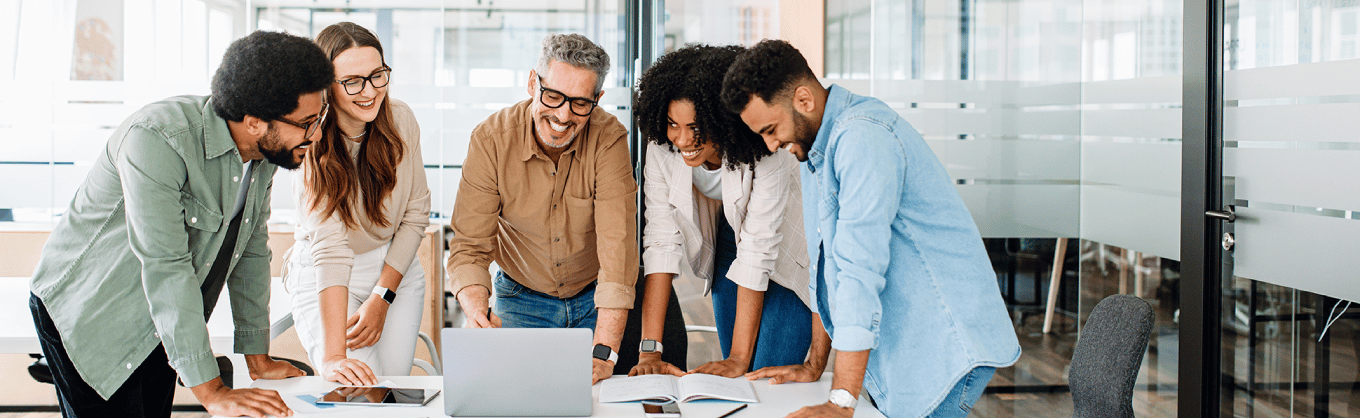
[[30, 293, 177, 418]]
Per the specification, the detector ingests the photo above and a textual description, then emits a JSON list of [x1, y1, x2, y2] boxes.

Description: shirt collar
[[807, 84, 850, 169], [202, 97, 238, 160]]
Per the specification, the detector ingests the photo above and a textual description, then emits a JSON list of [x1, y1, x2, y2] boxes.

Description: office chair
[[1068, 294, 1155, 418]]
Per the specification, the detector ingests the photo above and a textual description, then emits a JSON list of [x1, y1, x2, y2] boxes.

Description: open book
[[599, 374, 759, 403]]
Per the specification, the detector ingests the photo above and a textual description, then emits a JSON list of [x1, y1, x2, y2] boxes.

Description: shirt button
[[233, 176, 239, 182], [245, 218, 250, 223], [205, 262, 212, 268], [190, 217, 197, 223], [555, 237, 561, 242], [234, 254, 240, 258], [126, 363, 132, 369], [556, 262, 562, 267], [553, 205, 558, 210]]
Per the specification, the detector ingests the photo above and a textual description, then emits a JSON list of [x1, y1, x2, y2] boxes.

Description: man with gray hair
[[446, 33, 637, 384]]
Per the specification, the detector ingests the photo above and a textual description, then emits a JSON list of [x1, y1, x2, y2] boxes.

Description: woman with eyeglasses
[[283, 22, 430, 386], [629, 44, 813, 378]]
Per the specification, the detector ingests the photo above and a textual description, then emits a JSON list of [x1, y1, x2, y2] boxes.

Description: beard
[[790, 108, 818, 162], [257, 124, 303, 170], [536, 114, 580, 150]]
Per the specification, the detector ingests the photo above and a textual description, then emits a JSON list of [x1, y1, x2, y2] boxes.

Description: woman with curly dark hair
[[629, 44, 813, 378]]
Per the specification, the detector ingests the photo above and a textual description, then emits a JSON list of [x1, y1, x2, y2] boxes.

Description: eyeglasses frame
[[536, 74, 599, 117]]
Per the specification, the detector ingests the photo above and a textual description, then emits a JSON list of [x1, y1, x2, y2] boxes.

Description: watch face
[[592, 344, 612, 360], [640, 340, 658, 352]]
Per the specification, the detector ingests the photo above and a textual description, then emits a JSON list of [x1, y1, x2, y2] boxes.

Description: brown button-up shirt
[[447, 99, 639, 310]]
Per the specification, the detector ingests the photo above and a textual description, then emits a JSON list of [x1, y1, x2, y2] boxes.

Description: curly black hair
[[720, 39, 817, 115], [635, 44, 770, 169], [211, 31, 334, 122]]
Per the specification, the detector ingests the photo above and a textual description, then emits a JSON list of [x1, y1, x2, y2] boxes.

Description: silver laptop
[[441, 328, 593, 416]]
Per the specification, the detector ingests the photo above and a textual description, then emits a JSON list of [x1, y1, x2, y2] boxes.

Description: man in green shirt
[[28, 31, 334, 418]]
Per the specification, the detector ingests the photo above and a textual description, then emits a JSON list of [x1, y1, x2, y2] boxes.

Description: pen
[[717, 404, 747, 418]]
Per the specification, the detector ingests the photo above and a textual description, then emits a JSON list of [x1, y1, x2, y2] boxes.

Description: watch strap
[[372, 286, 396, 304]]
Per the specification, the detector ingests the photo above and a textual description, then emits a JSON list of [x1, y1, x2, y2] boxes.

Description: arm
[[691, 286, 764, 377], [116, 127, 290, 417], [591, 127, 640, 383], [746, 312, 830, 383], [629, 272, 685, 376], [447, 128, 502, 328], [631, 146, 686, 377]]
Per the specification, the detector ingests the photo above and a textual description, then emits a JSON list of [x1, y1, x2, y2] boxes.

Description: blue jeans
[[493, 271, 598, 330], [710, 213, 813, 370]]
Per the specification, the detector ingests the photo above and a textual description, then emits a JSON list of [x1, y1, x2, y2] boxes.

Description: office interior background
[[0, 0, 1357, 416]]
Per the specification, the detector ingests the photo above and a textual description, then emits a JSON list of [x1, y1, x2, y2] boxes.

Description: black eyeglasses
[[337, 67, 392, 95], [537, 74, 599, 117], [274, 101, 329, 140]]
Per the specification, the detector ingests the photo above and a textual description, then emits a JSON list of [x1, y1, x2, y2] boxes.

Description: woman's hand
[[689, 357, 751, 378], [628, 353, 686, 377], [346, 294, 390, 349], [321, 357, 378, 386]]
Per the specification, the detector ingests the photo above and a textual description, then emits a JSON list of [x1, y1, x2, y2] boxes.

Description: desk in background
[[213, 374, 886, 418]]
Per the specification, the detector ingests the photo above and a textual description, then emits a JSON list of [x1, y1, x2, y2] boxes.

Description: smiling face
[[257, 90, 326, 169], [666, 99, 722, 169], [329, 46, 387, 135], [738, 95, 817, 162], [528, 60, 600, 152]]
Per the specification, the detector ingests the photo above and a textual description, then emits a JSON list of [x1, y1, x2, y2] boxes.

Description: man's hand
[[787, 402, 854, 418], [346, 294, 390, 349], [192, 377, 292, 418], [244, 354, 305, 381], [592, 358, 615, 384], [690, 357, 750, 378], [456, 285, 501, 328], [629, 353, 685, 377], [321, 357, 378, 386], [746, 361, 825, 384]]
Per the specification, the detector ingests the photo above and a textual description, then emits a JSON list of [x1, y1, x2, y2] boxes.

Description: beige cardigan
[[292, 99, 431, 290], [641, 144, 811, 308]]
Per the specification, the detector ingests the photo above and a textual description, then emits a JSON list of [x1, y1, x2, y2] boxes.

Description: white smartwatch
[[639, 339, 664, 354], [829, 388, 858, 409], [372, 286, 396, 304]]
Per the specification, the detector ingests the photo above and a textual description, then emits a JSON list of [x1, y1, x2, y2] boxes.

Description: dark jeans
[[30, 293, 177, 418], [710, 214, 813, 370]]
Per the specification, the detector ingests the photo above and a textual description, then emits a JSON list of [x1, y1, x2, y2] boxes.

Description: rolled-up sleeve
[[227, 165, 275, 355], [724, 151, 798, 292], [591, 129, 639, 310], [641, 146, 683, 277], [116, 125, 219, 388], [826, 124, 898, 352], [447, 129, 500, 296]]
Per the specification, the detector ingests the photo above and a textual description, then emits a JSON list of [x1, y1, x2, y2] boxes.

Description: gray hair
[[536, 33, 611, 94]]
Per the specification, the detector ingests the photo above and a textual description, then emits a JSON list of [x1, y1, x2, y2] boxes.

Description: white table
[[215, 374, 886, 418], [0, 276, 294, 355]]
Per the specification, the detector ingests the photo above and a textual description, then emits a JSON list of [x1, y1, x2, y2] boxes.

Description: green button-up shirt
[[30, 95, 276, 399]]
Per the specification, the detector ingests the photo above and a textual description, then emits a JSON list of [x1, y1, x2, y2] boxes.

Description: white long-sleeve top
[[641, 144, 810, 307], [293, 99, 431, 291]]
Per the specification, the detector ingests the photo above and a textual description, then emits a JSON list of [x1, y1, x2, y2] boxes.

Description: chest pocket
[[182, 193, 223, 233], [564, 195, 595, 233]]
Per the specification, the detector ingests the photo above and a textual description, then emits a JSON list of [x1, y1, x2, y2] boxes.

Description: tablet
[[316, 386, 441, 407]]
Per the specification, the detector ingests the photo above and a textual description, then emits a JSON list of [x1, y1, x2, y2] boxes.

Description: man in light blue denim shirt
[[722, 40, 1021, 418]]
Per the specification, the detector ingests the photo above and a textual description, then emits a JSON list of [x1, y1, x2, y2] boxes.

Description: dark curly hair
[[636, 44, 770, 169], [720, 39, 817, 115], [211, 31, 334, 122]]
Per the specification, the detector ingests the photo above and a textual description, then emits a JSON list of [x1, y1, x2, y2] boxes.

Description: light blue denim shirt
[[803, 85, 1021, 417]]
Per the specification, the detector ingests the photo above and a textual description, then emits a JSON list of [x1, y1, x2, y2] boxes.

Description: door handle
[[1206, 205, 1236, 223]]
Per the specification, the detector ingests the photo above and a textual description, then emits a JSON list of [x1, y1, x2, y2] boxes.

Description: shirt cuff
[[449, 263, 493, 297], [316, 263, 353, 292], [830, 325, 878, 352], [642, 250, 683, 276], [234, 328, 270, 355], [169, 349, 221, 389], [724, 261, 770, 292], [593, 281, 636, 310]]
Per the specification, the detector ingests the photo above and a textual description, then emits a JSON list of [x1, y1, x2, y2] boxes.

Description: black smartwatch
[[592, 344, 618, 363], [372, 286, 396, 304]]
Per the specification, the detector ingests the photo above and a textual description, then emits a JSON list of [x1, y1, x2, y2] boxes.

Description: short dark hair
[[211, 31, 334, 122], [720, 39, 817, 114], [636, 44, 770, 168]]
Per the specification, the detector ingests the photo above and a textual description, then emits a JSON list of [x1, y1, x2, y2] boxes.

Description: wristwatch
[[372, 286, 396, 304], [829, 389, 858, 409], [592, 344, 618, 363], [638, 339, 664, 354]]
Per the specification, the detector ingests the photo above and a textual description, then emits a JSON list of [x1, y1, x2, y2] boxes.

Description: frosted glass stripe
[[1080, 185, 1180, 260], [1082, 108, 1181, 138], [1232, 207, 1360, 303], [1081, 76, 1181, 104], [1226, 59, 1360, 100], [1082, 142, 1181, 192], [928, 139, 1079, 180], [899, 108, 1079, 137], [1224, 103, 1360, 143], [956, 184, 1078, 238], [1224, 148, 1360, 211]]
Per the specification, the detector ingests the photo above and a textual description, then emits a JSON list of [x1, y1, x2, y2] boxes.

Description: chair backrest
[[1069, 294, 1155, 418]]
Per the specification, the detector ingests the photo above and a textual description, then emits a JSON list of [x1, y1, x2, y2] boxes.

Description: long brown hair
[[305, 22, 405, 229]]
